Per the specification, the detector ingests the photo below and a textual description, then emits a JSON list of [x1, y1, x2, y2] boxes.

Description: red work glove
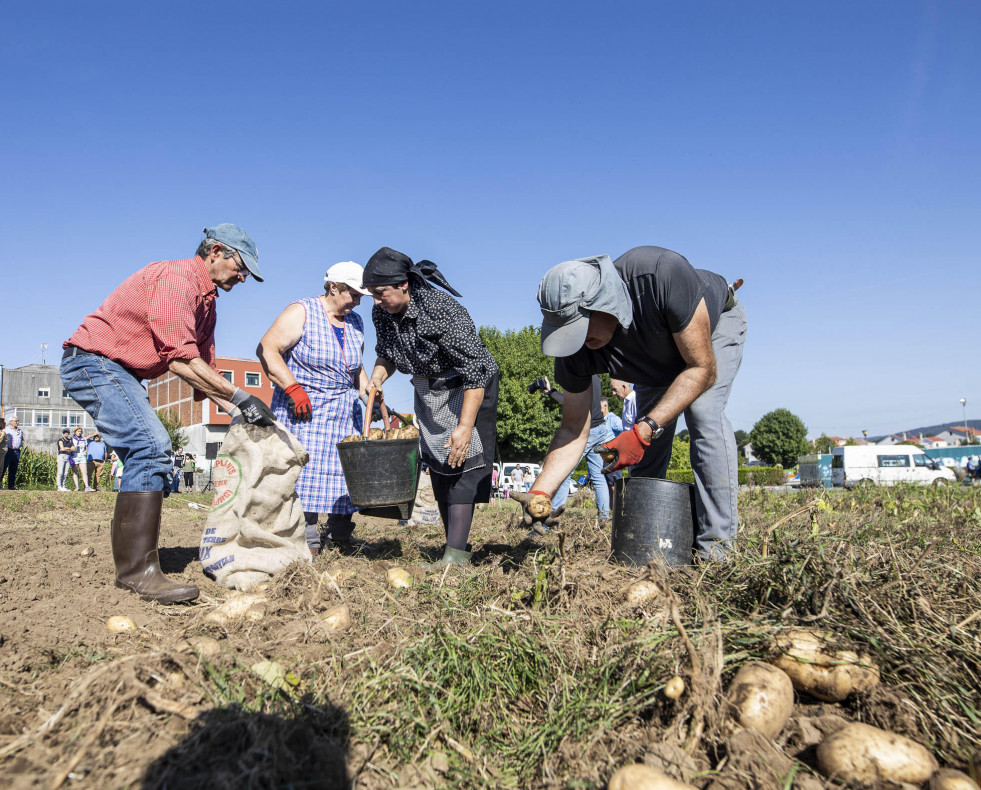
[[284, 383, 312, 421], [598, 425, 650, 473]]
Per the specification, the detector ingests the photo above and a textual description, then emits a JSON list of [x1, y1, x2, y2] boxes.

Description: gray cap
[[537, 254, 633, 357], [203, 224, 263, 282]]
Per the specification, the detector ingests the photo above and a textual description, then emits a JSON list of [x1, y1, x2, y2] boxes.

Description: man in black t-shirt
[[524, 247, 747, 560]]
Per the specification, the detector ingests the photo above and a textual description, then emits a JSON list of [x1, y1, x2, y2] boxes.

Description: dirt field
[[0, 486, 979, 789]]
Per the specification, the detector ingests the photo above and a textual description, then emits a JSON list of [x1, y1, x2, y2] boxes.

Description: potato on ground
[[624, 579, 662, 605], [608, 764, 696, 790], [726, 661, 794, 738], [770, 628, 879, 701], [817, 722, 937, 786], [931, 769, 981, 790]]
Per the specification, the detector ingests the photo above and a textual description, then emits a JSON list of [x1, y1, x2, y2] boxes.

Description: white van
[[830, 446, 955, 488], [495, 462, 543, 494]]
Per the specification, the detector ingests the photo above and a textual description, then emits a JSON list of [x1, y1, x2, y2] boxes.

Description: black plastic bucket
[[336, 438, 421, 511], [611, 476, 695, 566]]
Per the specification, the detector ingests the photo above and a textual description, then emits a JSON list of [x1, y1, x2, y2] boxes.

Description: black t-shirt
[[57, 435, 73, 454], [555, 246, 728, 393], [588, 375, 603, 428]]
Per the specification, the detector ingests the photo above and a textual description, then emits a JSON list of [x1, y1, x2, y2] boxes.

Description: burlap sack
[[200, 417, 311, 591], [404, 469, 440, 527]]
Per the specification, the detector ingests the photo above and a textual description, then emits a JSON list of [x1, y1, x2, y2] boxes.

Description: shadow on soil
[[158, 545, 200, 574], [143, 700, 350, 789]]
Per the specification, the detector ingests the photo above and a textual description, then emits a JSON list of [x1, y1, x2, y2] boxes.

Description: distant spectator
[[2, 416, 25, 489], [599, 396, 624, 499], [511, 465, 524, 494], [57, 428, 75, 491], [610, 380, 637, 431], [0, 418, 7, 480], [182, 453, 196, 491], [111, 453, 124, 491], [172, 446, 185, 492], [491, 466, 499, 493], [87, 433, 108, 491], [70, 427, 94, 491]]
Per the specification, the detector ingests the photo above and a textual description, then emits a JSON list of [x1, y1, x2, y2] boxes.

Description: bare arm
[[357, 366, 370, 398], [542, 375, 564, 405], [530, 384, 593, 496], [445, 387, 484, 468], [168, 357, 237, 413], [639, 299, 717, 440], [256, 303, 306, 391], [369, 357, 397, 399]]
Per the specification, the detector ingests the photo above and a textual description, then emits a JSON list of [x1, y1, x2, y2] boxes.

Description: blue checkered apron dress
[[271, 297, 364, 515]]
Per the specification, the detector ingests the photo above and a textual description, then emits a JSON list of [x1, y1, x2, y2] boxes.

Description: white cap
[[325, 261, 371, 295]]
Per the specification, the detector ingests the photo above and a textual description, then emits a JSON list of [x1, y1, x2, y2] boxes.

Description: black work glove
[[231, 388, 276, 427]]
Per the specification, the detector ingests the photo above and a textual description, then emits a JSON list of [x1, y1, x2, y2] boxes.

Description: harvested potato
[[387, 567, 413, 589], [321, 567, 354, 585], [624, 579, 661, 605], [187, 635, 223, 660], [206, 593, 268, 624], [931, 769, 980, 790], [526, 494, 552, 519], [367, 428, 385, 440], [770, 628, 879, 702], [107, 615, 137, 633], [608, 764, 696, 790], [383, 429, 400, 439], [340, 434, 361, 443], [322, 604, 352, 632], [817, 722, 938, 786], [972, 750, 981, 785], [726, 662, 794, 738], [398, 424, 419, 438], [664, 676, 685, 700], [596, 448, 617, 464]]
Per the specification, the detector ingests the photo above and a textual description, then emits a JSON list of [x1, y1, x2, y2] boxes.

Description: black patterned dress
[[372, 284, 499, 504]]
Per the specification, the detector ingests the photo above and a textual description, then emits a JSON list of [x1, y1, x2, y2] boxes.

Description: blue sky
[[1, 1, 978, 438]]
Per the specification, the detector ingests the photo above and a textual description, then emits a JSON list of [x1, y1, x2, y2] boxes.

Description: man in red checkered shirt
[[61, 224, 276, 604]]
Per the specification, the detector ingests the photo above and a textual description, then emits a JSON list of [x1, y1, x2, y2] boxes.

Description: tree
[[811, 434, 836, 454], [668, 436, 692, 471], [749, 409, 809, 467], [479, 326, 560, 461], [676, 428, 690, 442], [157, 410, 189, 451]]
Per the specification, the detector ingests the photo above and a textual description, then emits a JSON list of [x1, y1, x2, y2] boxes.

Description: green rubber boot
[[421, 545, 472, 571]]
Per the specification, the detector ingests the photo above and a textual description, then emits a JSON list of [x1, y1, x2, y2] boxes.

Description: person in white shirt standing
[[611, 380, 637, 431], [1, 416, 25, 489]]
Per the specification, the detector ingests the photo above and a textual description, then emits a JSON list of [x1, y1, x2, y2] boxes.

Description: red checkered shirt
[[65, 256, 219, 400]]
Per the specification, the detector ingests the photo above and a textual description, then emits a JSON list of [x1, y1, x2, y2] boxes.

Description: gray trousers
[[633, 298, 747, 559]]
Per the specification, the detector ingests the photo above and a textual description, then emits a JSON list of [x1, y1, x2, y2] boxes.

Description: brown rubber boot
[[111, 491, 199, 604]]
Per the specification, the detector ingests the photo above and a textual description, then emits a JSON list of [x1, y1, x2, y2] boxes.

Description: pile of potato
[[607, 626, 979, 789], [340, 424, 419, 442]]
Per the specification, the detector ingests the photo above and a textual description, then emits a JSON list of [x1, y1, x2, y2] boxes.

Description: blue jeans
[[61, 353, 172, 493], [632, 299, 747, 559], [171, 470, 181, 492], [552, 422, 615, 517]]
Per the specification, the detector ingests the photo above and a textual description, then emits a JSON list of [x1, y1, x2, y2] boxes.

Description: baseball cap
[[203, 224, 263, 282], [325, 261, 371, 295], [537, 254, 633, 357]]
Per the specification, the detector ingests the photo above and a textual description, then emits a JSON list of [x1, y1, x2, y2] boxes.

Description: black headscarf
[[362, 247, 462, 297]]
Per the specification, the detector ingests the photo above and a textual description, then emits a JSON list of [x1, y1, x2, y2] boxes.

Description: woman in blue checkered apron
[[258, 262, 373, 556]]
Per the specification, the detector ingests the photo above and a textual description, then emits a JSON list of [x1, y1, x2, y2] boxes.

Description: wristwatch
[[637, 416, 664, 440]]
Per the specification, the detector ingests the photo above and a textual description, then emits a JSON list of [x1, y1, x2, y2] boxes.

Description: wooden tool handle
[[362, 385, 391, 435]]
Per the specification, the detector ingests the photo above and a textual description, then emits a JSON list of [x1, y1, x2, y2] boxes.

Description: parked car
[[830, 446, 956, 488]]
